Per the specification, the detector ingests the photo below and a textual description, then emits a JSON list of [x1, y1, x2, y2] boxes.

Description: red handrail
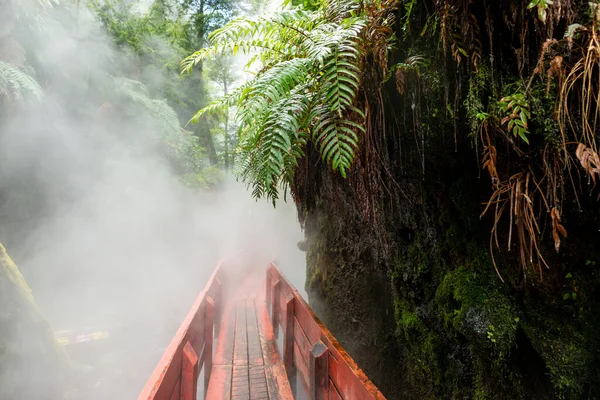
[[138, 263, 224, 400], [266, 263, 386, 400]]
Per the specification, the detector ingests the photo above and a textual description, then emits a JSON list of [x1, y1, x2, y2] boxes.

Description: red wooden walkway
[[138, 261, 385, 400]]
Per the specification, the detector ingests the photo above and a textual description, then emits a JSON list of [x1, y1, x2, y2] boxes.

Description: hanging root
[[559, 26, 600, 155], [481, 168, 553, 280]]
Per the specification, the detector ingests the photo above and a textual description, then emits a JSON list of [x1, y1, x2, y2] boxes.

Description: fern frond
[[324, 0, 361, 21], [189, 82, 250, 124], [112, 77, 181, 136], [238, 86, 313, 201], [0, 61, 43, 103], [311, 104, 362, 177], [320, 40, 361, 116], [238, 58, 313, 124], [181, 9, 320, 75], [183, 0, 368, 202]]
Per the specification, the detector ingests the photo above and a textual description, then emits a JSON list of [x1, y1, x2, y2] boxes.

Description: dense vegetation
[[197, 0, 600, 398]]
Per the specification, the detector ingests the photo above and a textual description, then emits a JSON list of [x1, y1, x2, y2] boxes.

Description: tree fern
[[112, 76, 181, 136], [182, 0, 366, 202], [0, 61, 43, 104], [111, 76, 209, 177]]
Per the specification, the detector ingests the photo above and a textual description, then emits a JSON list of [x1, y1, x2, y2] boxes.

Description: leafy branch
[[499, 93, 531, 144]]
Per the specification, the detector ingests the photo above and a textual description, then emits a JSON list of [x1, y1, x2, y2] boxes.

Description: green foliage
[[498, 93, 531, 144], [92, 0, 234, 172], [0, 61, 43, 105], [528, 0, 553, 23], [112, 77, 181, 136], [180, 164, 222, 188], [109, 76, 215, 183], [91, 0, 192, 56], [522, 315, 592, 399], [435, 266, 518, 356], [393, 299, 442, 389], [183, 0, 367, 202]]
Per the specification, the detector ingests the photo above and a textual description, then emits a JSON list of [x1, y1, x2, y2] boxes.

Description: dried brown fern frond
[[546, 55, 564, 94], [465, 13, 482, 72], [575, 142, 600, 187], [362, 0, 398, 77], [390, 55, 424, 95], [527, 39, 559, 92], [559, 28, 600, 155], [480, 127, 499, 187], [436, 0, 483, 72], [481, 170, 551, 281], [551, 207, 567, 252], [395, 67, 405, 95]]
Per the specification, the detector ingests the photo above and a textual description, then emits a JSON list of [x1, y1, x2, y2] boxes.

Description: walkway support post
[[271, 279, 281, 338], [309, 341, 329, 400], [283, 293, 296, 395], [181, 342, 199, 400]]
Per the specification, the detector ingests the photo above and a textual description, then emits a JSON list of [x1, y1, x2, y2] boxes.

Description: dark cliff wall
[[302, 107, 600, 398], [296, 1, 600, 393]]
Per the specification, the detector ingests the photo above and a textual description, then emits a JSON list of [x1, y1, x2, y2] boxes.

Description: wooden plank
[[255, 288, 294, 400], [233, 300, 249, 366], [293, 317, 310, 368], [327, 348, 373, 399], [231, 364, 249, 399], [246, 299, 264, 367], [181, 342, 199, 400], [205, 365, 232, 400], [214, 304, 236, 365], [188, 307, 205, 357], [328, 378, 342, 400], [292, 297, 322, 343], [204, 297, 215, 393], [270, 279, 281, 338], [293, 342, 310, 395], [283, 294, 295, 379], [309, 341, 328, 400], [152, 346, 184, 399], [189, 322, 205, 359], [213, 278, 223, 339], [169, 378, 181, 400], [249, 366, 268, 399]]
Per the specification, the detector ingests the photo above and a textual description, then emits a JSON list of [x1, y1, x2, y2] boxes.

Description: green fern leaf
[[0, 61, 43, 103]]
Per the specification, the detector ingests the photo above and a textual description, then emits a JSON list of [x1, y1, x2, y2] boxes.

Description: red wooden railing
[[266, 263, 386, 400], [138, 264, 224, 400]]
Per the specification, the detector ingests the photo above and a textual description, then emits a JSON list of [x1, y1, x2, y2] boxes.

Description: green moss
[[393, 299, 442, 397], [522, 318, 592, 399], [0, 243, 36, 303], [0, 242, 71, 397], [435, 265, 518, 356]]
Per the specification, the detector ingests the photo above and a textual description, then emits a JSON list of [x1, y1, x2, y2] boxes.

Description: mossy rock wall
[[302, 91, 600, 399], [0, 243, 70, 399]]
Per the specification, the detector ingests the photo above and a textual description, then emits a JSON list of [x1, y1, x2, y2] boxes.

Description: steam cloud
[[0, 2, 305, 399]]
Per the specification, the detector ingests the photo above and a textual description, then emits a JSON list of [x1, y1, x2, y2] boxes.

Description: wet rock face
[[464, 308, 488, 337], [301, 121, 600, 399]]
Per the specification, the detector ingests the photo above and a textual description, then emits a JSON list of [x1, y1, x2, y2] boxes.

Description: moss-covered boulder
[[0, 243, 70, 399]]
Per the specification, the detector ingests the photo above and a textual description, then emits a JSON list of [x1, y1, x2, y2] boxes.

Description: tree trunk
[[0, 243, 70, 399], [223, 79, 229, 170]]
